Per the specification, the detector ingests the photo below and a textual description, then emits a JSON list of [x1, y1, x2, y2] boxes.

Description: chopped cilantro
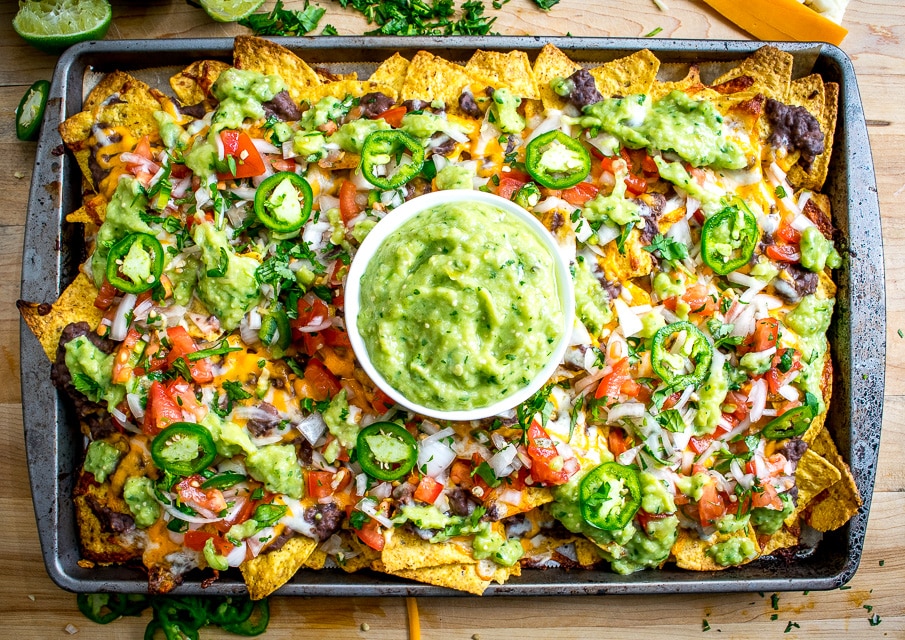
[[784, 621, 799, 633], [702, 619, 711, 632], [868, 613, 882, 626], [771, 593, 780, 610], [239, 0, 326, 35], [643, 233, 689, 266], [331, 0, 498, 36]]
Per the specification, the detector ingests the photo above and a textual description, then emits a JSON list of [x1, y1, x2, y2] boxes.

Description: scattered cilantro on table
[[239, 0, 327, 35], [330, 0, 498, 36]]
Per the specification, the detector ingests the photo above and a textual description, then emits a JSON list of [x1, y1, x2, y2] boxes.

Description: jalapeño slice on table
[[579, 462, 642, 530], [360, 130, 425, 189], [651, 321, 714, 389], [524, 130, 591, 189], [254, 171, 313, 233], [700, 199, 759, 275], [151, 422, 217, 476], [356, 421, 418, 481], [105, 232, 165, 294], [16, 79, 49, 141]]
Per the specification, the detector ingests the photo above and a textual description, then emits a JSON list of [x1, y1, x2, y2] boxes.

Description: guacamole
[[358, 202, 565, 411]]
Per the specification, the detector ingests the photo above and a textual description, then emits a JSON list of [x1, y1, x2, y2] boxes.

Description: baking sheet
[[19, 36, 885, 596]]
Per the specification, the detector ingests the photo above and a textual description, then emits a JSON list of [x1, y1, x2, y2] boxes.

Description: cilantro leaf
[[643, 233, 689, 266], [706, 319, 744, 349], [532, 0, 560, 10], [72, 373, 103, 401], [239, 0, 326, 36], [655, 409, 685, 432], [331, 0, 498, 36]]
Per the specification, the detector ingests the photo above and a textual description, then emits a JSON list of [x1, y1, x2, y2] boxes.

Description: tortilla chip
[[400, 51, 493, 116], [372, 559, 514, 595], [66, 193, 108, 225], [574, 538, 603, 567], [672, 525, 760, 572], [485, 486, 553, 520], [240, 536, 318, 600], [649, 65, 703, 100], [302, 547, 328, 570], [233, 35, 321, 106], [303, 80, 398, 105], [712, 46, 793, 102], [599, 228, 654, 281], [381, 529, 476, 572], [466, 50, 539, 100], [806, 428, 863, 531], [368, 53, 410, 95], [315, 67, 357, 83], [18, 273, 103, 361], [169, 59, 230, 107], [337, 534, 381, 573], [759, 526, 800, 556], [532, 43, 581, 112], [785, 449, 842, 527], [589, 50, 660, 98], [788, 81, 838, 190]]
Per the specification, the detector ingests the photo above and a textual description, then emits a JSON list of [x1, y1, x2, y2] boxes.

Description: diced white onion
[[282, 140, 296, 159], [672, 384, 695, 412], [790, 213, 817, 232], [226, 542, 248, 567], [158, 501, 223, 524], [498, 489, 522, 506], [370, 482, 393, 500], [489, 444, 519, 478], [613, 298, 643, 338], [797, 190, 812, 212], [777, 384, 800, 401], [126, 393, 145, 419], [533, 196, 571, 215], [357, 499, 394, 529], [527, 109, 564, 143], [418, 438, 456, 478], [251, 138, 281, 155], [607, 402, 646, 423], [749, 378, 768, 423], [355, 473, 368, 497], [110, 293, 137, 341]]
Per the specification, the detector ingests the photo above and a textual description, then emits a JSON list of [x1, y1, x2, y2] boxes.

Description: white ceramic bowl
[[344, 190, 575, 421]]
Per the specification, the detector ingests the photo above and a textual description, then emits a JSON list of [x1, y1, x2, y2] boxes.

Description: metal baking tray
[[20, 37, 885, 596]]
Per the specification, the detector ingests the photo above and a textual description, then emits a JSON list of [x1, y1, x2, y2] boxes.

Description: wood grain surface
[[1, 0, 903, 637]]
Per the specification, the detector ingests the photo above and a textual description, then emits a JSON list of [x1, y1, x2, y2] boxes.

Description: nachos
[[20, 37, 860, 596]]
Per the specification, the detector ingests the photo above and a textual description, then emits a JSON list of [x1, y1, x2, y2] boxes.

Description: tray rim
[[19, 35, 886, 596]]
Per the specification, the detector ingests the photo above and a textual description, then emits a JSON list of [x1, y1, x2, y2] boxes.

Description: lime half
[[199, 0, 266, 23], [13, 0, 112, 54]]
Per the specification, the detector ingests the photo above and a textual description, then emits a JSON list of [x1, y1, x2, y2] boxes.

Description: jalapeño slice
[[761, 405, 814, 440], [356, 421, 418, 481], [360, 130, 425, 189], [254, 172, 312, 233], [524, 130, 591, 189], [151, 422, 217, 476], [16, 79, 49, 141], [259, 304, 291, 350], [700, 200, 759, 275], [579, 462, 642, 531], [105, 232, 165, 294], [651, 321, 713, 389]]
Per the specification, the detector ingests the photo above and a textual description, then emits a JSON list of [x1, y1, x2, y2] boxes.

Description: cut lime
[[13, 0, 112, 54], [199, 0, 266, 23]]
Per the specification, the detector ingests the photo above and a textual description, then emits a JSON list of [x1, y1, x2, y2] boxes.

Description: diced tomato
[[322, 327, 352, 348], [697, 481, 727, 526], [594, 357, 633, 405], [165, 377, 203, 416], [743, 317, 780, 354], [307, 470, 336, 500], [303, 358, 341, 401], [132, 135, 153, 160], [270, 157, 297, 173], [689, 435, 713, 455], [623, 172, 647, 195], [641, 153, 659, 175], [745, 460, 758, 476], [355, 516, 385, 551], [299, 332, 326, 357], [765, 243, 801, 263], [328, 259, 348, 287], [112, 328, 142, 385], [764, 348, 803, 393], [414, 475, 444, 505], [216, 130, 266, 179], [377, 105, 408, 128], [371, 388, 394, 414], [561, 181, 600, 205], [661, 391, 682, 410], [681, 284, 718, 317], [750, 481, 783, 509], [497, 175, 529, 200], [775, 223, 802, 245], [526, 421, 579, 486], [183, 530, 234, 556], [635, 508, 670, 531], [143, 381, 183, 435], [607, 427, 629, 456], [176, 476, 228, 513], [449, 459, 474, 488], [165, 326, 213, 384], [724, 390, 750, 421], [94, 279, 118, 310], [339, 179, 361, 225], [296, 294, 330, 328]]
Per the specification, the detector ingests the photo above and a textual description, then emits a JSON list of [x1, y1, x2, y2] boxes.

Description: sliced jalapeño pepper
[[254, 172, 312, 233], [360, 130, 425, 189], [259, 304, 291, 350], [356, 421, 418, 481], [700, 201, 759, 275], [220, 598, 270, 636], [151, 422, 217, 476], [16, 79, 49, 141], [524, 130, 590, 189], [579, 462, 642, 530], [761, 405, 814, 440], [207, 596, 255, 626], [106, 232, 165, 294], [651, 321, 713, 389]]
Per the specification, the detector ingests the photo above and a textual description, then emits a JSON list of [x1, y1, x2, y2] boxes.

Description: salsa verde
[[358, 202, 564, 411]]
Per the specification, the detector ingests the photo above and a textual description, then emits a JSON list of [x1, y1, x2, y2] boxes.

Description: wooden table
[[1, 0, 902, 637]]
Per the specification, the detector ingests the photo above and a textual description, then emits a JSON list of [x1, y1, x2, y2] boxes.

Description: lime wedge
[[13, 0, 112, 54], [199, 0, 266, 23]]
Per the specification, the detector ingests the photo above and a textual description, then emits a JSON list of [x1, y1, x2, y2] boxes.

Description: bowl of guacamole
[[346, 190, 575, 421]]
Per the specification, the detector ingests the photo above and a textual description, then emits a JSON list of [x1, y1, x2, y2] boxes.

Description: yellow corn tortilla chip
[[575, 538, 604, 567], [368, 53, 410, 95], [785, 448, 842, 527], [315, 67, 357, 83], [240, 535, 318, 600], [713, 46, 793, 102], [533, 43, 581, 112], [302, 547, 328, 570], [381, 529, 477, 572], [18, 273, 103, 361], [466, 50, 539, 100], [672, 525, 760, 572], [589, 49, 660, 98], [648, 65, 703, 100], [169, 59, 230, 107], [759, 526, 800, 556], [337, 534, 382, 573], [485, 486, 553, 520], [233, 35, 321, 106], [788, 81, 838, 191], [372, 559, 515, 595], [303, 80, 398, 105], [599, 228, 654, 282], [400, 51, 493, 117], [66, 193, 108, 226], [806, 428, 862, 531]]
